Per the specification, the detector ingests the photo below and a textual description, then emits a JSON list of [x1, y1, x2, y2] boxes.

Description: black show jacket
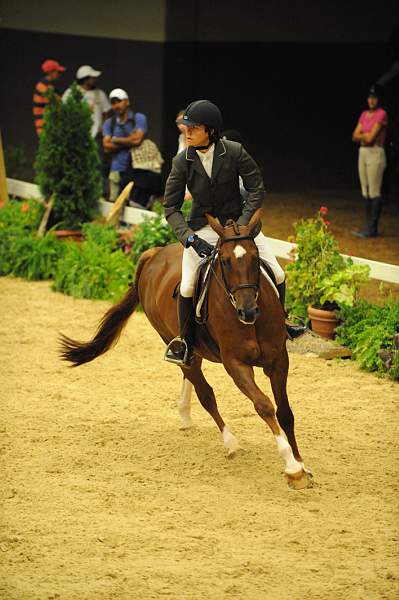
[[162, 139, 265, 245]]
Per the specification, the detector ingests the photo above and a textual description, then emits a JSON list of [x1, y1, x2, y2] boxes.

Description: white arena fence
[[6, 177, 399, 285]]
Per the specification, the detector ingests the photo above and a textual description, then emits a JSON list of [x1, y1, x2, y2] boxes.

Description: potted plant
[[286, 207, 370, 338]]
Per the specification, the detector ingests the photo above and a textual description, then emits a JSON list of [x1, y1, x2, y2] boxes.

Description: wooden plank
[[0, 133, 9, 203], [6, 177, 399, 284]]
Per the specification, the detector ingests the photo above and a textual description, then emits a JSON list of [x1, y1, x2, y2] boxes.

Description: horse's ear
[[206, 213, 224, 237], [247, 208, 262, 235]]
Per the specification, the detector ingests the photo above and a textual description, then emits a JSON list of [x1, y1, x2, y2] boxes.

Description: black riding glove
[[189, 235, 214, 258]]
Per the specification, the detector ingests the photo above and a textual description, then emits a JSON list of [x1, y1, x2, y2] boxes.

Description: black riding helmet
[[178, 100, 222, 146]]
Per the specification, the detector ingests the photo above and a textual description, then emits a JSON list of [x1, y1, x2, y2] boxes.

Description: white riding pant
[[358, 146, 386, 198], [180, 225, 285, 298]]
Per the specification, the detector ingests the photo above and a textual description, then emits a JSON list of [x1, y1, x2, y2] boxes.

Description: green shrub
[[0, 199, 46, 275], [34, 85, 101, 228], [0, 199, 44, 231], [131, 214, 178, 264], [82, 222, 120, 250], [53, 237, 134, 301], [10, 233, 66, 280], [336, 299, 399, 380]]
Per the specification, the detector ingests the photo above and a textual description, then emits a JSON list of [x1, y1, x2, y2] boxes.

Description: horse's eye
[[222, 257, 231, 269]]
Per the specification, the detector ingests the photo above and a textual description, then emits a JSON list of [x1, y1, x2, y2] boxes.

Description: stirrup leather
[[164, 336, 193, 366]]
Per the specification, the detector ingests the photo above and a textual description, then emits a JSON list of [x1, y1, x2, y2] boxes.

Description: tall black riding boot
[[352, 197, 373, 237], [369, 196, 383, 237], [164, 294, 195, 366], [276, 281, 307, 340]]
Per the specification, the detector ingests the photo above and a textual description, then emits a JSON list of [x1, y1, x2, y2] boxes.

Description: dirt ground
[[1, 277, 398, 600]]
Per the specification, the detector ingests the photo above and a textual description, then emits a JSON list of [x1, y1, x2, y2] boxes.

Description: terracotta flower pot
[[307, 305, 338, 339], [53, 230, 83, 243]]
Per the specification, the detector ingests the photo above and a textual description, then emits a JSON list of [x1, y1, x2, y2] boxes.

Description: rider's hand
[[190, 235, 214, 258]]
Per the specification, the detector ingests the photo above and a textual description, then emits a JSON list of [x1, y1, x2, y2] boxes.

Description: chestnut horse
[[60, 210, 313, 489]]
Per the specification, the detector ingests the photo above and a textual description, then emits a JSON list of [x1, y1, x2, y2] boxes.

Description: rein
[[212, 234, 260, 308]]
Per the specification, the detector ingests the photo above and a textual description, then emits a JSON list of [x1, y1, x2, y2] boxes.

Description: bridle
[[217, 235, 260, 309]]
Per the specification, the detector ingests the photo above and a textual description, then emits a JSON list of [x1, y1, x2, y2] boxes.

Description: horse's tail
[[60, 248, 159, 367]]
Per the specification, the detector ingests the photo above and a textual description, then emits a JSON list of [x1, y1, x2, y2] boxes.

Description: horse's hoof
[[179, 419, 195, 430], [226, 446, 245, 459], [286, 469, 314, 490]]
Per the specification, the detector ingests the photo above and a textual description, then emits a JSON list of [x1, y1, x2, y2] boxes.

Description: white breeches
[[180, 225, 285, 298], [358, 146, 386, 198]]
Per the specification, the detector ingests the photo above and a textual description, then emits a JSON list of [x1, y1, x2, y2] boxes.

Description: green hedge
[[336, 299, 399, 380]]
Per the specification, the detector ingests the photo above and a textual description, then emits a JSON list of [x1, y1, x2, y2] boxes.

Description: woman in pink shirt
[[352, 84, 388, 237]]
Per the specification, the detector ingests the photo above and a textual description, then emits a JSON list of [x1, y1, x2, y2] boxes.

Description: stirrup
[[164, 337, 194, 366], [286, 323, 308, 340]]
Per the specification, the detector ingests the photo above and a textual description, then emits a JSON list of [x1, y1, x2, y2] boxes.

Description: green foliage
[[52, 235, 134, 301], [152, 199, 191, 219], [336, 299, 399, 380], [7, 233, 66, 280], [82, 222, 120, 250], [286, 208, 370, 320], [0, 199, 46, 275], [34, 85, 101, 228], [0, 198, 44, 230], [131, 214, 178, 264]]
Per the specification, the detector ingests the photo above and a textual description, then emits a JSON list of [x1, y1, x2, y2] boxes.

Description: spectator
[[33, 59, 65, 136], [102, 88, 148, 201], [176, 109, 187, 155], [62, 65, 111, 138], [352, 84, 388, 238]]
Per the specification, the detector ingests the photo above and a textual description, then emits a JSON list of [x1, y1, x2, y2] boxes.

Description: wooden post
[[37, 195, 55, 237], [0, 132, 9, 204], [105, 181, 134, 225]]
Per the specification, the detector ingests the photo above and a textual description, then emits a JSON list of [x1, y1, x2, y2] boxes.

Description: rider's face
[[186, 124, 209, 148]]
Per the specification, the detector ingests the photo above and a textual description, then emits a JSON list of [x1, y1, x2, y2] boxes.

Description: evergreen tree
[[35, 84, 102, 228]]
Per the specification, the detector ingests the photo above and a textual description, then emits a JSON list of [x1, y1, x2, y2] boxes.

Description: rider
[[163, 99, 306, 366]]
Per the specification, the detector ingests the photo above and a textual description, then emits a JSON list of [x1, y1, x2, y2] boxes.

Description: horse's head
[[206, 209, 262, 325]]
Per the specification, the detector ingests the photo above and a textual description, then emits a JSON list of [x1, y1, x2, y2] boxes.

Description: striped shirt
[[33, 77, 60, 135]]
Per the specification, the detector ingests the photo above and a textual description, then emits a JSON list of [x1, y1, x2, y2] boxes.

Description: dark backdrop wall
[[162, 41, 396, 190], [0, 28, 164, 170], [1, 9, 398, 190]]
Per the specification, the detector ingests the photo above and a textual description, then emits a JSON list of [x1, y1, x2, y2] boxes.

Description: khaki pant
[[358, 146, 386, 198], [180, 225, 285, 298], [109, 171, 121, 202]]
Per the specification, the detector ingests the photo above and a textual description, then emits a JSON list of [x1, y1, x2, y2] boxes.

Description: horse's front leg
[[266, 349, 313, 483], [181, 359, 242, 457], [224, 357, 312, 489]]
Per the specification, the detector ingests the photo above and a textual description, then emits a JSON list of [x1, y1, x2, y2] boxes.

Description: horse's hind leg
[[266, 350, 313, 489], [182, 359, 241, 457], [176, 377, 194, 429]]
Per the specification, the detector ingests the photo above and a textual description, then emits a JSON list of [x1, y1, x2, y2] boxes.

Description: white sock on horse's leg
[[275, 433, 303, 475], [222, 425, 240, 455], [177, 378, 194, 429]]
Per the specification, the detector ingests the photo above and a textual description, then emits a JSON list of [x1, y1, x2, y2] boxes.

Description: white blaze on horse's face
[[233, 245, 247, 260]]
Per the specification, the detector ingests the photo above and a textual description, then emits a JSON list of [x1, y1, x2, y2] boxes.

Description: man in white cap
[[62, 65, 111, 138], [102, 88, 148, 201]]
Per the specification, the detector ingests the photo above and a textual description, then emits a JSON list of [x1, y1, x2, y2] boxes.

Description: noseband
[[218, 235, 260, 308]]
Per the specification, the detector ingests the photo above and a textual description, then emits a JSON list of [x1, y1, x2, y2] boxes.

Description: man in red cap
[[33, 59, 66, 136]]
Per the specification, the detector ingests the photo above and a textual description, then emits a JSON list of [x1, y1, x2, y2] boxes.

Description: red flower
[[319, 206, 328, 215], [21, 202, 30, 212], [324, 219, 331, 226], [0, 200, 5, 209]]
